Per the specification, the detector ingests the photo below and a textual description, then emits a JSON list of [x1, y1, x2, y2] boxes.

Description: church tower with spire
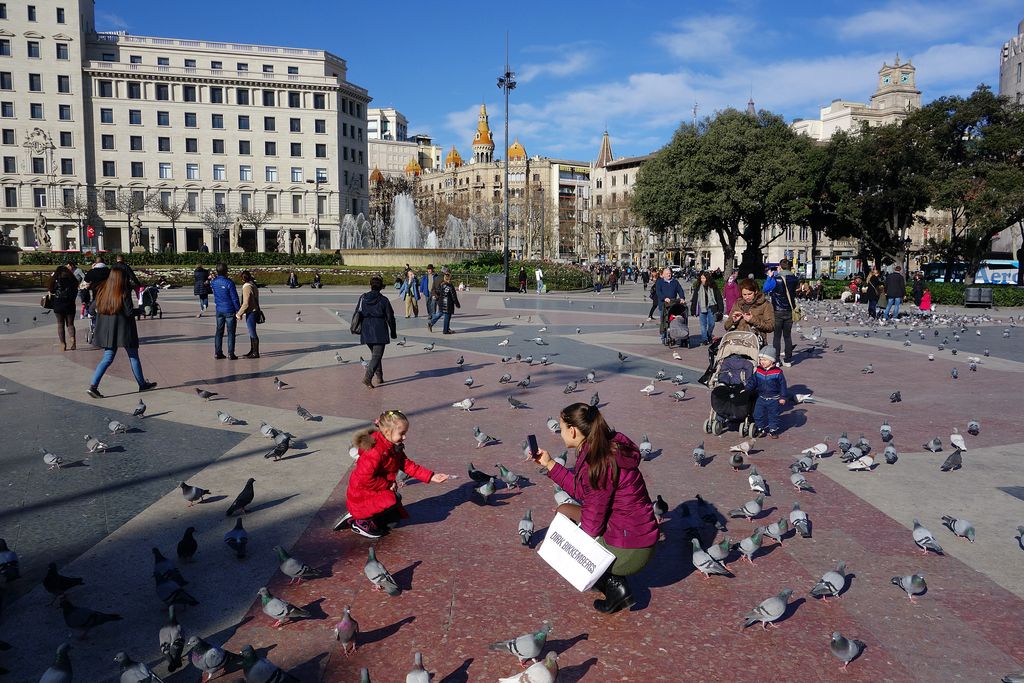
[[472, 103, 495, 163], [595, 130, 614, 168]]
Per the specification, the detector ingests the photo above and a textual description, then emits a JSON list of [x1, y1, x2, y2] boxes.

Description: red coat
[[346, 430, 433, 519]]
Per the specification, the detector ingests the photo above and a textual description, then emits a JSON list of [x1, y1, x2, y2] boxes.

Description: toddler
[[744, 345, 788, 438]]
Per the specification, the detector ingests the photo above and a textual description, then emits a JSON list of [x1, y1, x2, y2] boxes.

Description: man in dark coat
[[355, 275, 397, 388], [762, 258, 799, 366], [884, 265, 906, 320]]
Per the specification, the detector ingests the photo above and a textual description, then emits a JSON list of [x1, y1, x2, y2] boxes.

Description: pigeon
[[949, 428, 967, 451], [516, 375, 532, 388], [498, 338, 509, 347], [106, 417, 129, 434], [847, 454, 874, 471], [941, 515, 975, 542], [737, 530, 763, 563], [42, 447, 64, 471], [523, 355, 534, 364], [335, 352, 349, 363], [464, 376, 474, 388], [692, 441, 706, 467], [923, 437, 943, 452], [273, 377, 289, 391], [495, 464, 521, 489], [790, 471, 815, 491], [217, 410, 242, 425], [508, 396, 528, 409], [488, 621, 553, 665], [500, 373, 513, 384], [159, 606, 184, 672], [730, 440, 753, 457], [891, 573, 927, 601], [577, 328, 582, 334], [829, 632, 865, 671], [43, 563, 83, 600], [730, 453, 745, 470], [114, 651, 165, 682], [763, 518, 789, 544], [940, 448, 963, 472], [671, 373, 686, 384], [185, 636, 240, 681], [655, 369, 667, 381], [59, 595, 123, 638], [456, 355, 465, 366], [194, 388, 218, 401], [275, 546, 323, 584], [691, 538, 732, 579], [474, 428, 496, 448], [553, 484, 578, 507], [728, 495, 764, 520], [396, 336, 407, 346], [258, 586, 309, 627], [883, 444, 898, 464], [912, 519, 943, 554], [585, 370, 596, 383], [39, 643, 73, 683], [132, 400, 147, 417], [225, 478, 255, 516], [589, 392, 599, 407], [151, 547, 187, 587], [546, 417, 561, 434], [296, 405, 315, 421], [706, 535, 732, 562], [563, 381, 576, 394], [790, 502, 810, 538], [475, 476, 496, 503], [259, 422, 278, 438], [652, 495, 669, 524], [794, 392, 814, 404], [928, 354, 935, 361], [833, 344, 843, 353], [406, 652, 430, 683], [856, 435, 871, 453], [84, 434, 109, 453], [518, 509, 535, 546], [748, 467, 767, 494], [224, 518, 248, 559], [967, 419, 980, 436], [640, 382, 656, 396], [423, 343, 435, 351], [639, 433, 652, 459], [801, 441, 828, 458], [364, 546, 399, 595], [176, 527, 198, 563], [264, 437, 290, 461], [240, 645, 299, 683], [861, 364, 873, 374], [333, 605, 359, 654], [359, 357, 369, 367], [452, 398, 475, 411], [618, 352, 628, 362], [810, 561, 848, 601], [742, 589, 792, 629], [497, 652, 558, 683], [179, 481, 210, 506], [879, 421, 892, 442], [890, 391, 902, 403], [951, 367, 959, 379]]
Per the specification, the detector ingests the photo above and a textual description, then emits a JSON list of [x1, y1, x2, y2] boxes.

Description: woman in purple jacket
[[535, 403, 658, 614]]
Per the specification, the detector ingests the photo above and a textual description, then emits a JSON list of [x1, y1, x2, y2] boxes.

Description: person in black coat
[[353, 275, 397, 388], [48, 265, 79, 351], [193, 264, 211, 317], [87, 264, 157, 398], [689, 271, 723, 345]]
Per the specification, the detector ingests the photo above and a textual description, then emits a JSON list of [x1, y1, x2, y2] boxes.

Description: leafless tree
[[151, 194, 190, 249], [57, 192, 98, 248], [239, 207, 274, 233], [198, 207, 233, 252]]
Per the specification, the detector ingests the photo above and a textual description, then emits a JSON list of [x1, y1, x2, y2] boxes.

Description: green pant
[[598, 538, 655, 576]]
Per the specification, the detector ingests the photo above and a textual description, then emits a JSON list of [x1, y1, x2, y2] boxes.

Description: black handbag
[[350, 298, 363, 335], [41, 293, 54, 309], [255, 309, 266, 324]]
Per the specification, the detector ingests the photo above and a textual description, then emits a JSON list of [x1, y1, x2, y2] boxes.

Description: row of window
[[0, 40, 72, 60], [3, 72, 75, 93], [97, 107, 345, 134], [98, 133, 329, 158], [0, 4, 67, 23], [96, 80, 330, 109], [0, 101, 74, 120]]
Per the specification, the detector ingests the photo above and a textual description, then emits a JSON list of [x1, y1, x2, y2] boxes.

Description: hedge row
[[818, 279, 1024, 306], [18, 251, 340, 267]]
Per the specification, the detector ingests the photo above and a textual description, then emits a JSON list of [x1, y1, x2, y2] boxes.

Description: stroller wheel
[[712, 420, 725, 436], [703, 419, 711, 434], [740, 422, 749, 437]]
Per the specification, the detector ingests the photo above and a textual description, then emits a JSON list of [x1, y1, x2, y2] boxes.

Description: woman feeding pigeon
[[533, 403, 658, 614], [334, 409, 454, 539]]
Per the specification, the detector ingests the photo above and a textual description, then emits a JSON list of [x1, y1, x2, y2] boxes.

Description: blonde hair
[[377, 409, 408, 429], [352, 409, 409, 451]]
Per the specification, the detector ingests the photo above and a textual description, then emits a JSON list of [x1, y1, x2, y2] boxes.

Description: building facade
[[366, 106, 406, 141], [1, 0, 371, 253], [1000, 19, 1024, 104]]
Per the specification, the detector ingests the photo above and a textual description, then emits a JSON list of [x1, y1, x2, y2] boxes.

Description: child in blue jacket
[[744, 345, 788, 438]]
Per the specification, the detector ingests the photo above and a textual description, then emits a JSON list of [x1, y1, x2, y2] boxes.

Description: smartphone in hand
[[527, 434, 539, 459]]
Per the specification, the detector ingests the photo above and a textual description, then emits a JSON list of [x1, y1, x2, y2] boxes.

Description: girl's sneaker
[[332, 512, 353, 531], [351, 518, 383, 539]]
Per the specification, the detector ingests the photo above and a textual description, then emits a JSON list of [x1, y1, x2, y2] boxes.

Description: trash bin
[[487, 274, 507, 292], [963, 286, 993, 308]]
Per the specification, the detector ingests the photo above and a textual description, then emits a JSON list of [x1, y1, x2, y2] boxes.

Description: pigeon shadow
[[644, 448, 664, 462], [840, 572, 856, 597], [392, 560, 422, 591], [439, 657, 474, 683], [100, 445, 126, 453], [199, 495, 228, 504], [298, 597, 329, 621], [123, 427, 146, 434], [698, 454, 716, 467], [402, 485, 473, 526], [545, 632, 589, 655], [289, 652, 329, 682], [776, 597, 805, 625], [61, 460, 90, 469], [359, 615, 416, 646], [247, 494, 300, 514], [277, 450, 319, 462], [143, 411, 173, 419], [225, 419, 249, 426], [558, 657, 599, 683]]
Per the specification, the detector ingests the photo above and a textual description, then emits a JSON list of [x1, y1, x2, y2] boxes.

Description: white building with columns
[[1, 0, 371, 254]]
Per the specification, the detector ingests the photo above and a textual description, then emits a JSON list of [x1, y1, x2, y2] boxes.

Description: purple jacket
[[547, 432, 659, 549]]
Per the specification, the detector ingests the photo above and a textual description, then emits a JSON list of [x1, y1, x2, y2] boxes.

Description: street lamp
[[306, 176, 321, 250], [497, 40, 516, 287]]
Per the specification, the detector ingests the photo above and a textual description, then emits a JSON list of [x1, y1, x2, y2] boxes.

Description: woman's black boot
[[590, 572, 610, 594], [593, 574, 634, 614]]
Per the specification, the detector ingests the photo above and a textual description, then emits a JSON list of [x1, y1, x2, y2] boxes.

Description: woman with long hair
[[48, 265, 79, 351], [690, 270, 723, 345], [236, 270, 261, 359], [533, 403, 658, 614], [353, 275, 397, 388], [87, 266, 157, 398]]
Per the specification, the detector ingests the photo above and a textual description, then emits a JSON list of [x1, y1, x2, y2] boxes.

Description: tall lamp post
[[306, 175, 321, 250], [497, 42, 516, 287]]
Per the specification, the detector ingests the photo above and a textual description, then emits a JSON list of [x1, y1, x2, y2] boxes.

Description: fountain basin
[[339, 248, 486, 268]]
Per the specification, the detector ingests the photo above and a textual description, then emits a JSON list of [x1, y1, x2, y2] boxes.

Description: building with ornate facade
[[1, 0, 371, 253], [1000, 19, 1024, 104]]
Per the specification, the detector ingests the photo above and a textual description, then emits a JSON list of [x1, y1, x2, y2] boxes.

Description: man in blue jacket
[[654, 267, 687, 344], [211, 262, 240, 359], [420, 264, 440, 320], [762, 258, 799, 366]]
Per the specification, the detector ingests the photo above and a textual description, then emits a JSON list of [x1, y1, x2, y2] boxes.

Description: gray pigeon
[[940, 448, 963, 471], [923, 437, 943, 452], [883, 444, 898, 464], [364, 546, 400, 595], [589, 392, 599, 407], [274, 546, 324, 583], [114, 651, 165, 682], [585, 370, 596, 383], [240, 644, 299, 683], [563, 381, 577, 393], [500, 373, 513, 384], [728, 495, 764, 520], [789, 502, 810, 538], [333, 605, 359, 654], [107, 418, 129, 434], [639, 433, 652, 459], [474, 427, 496, 448], [671, 389, 687, 401], [941, 515, 975, 542], [452, 398, 475, 411], [497, 652, 558, 683], [829, 632, 865, 671], [42, 447, 63, 471], [546, 417, 561, 434], [742, 589, 792, 629], [159, 606, 184, 672], [691, 538, 732, 579], [84, 434, 109, 453], [789, 472, 813, 493], [706, 536, 732, 562], [296, 405, 315, 421], [39, 643, 73, 683], [519, 509, 534, 546], [737, 530, 763, 564], [507, 395, 528, 409], [810, 561, 848, 601], [273, 377, 288, 390], [692, 441, 706, 467], [155, 571, 199, 608], [224, 518, 248, 558], [967, 419, 980, 436], [194, 388, 218, 401], [185, 636, 240, 681], [258, 586, 309, 627], [59, 595, 122, 638], [263, 437, 290, 461], [406, 652, 430, 683], [464, 376, 475, 388], [132, 400, 147, 417], [837, 432, 851, 453], [748, 467, 767, 494], [475, 476, 496, 503], [488, 621, 553, 665], [891, 573, 927, 601], [218, 410, 242, 425], [495, 464, 521, 489], [763, 518, 789, 544], [180, 481, 209, 506], [912, 519, 943, 554]]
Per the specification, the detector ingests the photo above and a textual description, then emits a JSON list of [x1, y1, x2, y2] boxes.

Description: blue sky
[[98, 0, 1021, 162]]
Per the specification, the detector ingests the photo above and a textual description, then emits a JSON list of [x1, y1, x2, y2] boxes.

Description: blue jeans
[[91, 347, 145, 388], [429, 308, 452, 333], [536, 280, 543, 294], [698, 310, 715, 343], [198, 295, 208, 311], [885, 297, 902, 319], [215, 312, 237, 356], [753, 397, 782, 434], [244, 311, 257, 338]]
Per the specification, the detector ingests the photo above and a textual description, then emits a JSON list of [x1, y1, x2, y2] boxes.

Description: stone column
[[53, 225, 66, 251], [202, 228, 214, 252], [329, 225, 340, 250], [120, 226, 131, 252], [15, 224, 28, 249], [256, 229, 266, 253], [175, 226, 187, 253]]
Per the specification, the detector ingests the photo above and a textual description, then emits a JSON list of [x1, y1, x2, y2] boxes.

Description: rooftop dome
[[508, 137, 527, 161], [404, 157, 422, 176], [369, 167, 384, 183], [445, 145, 463, 168]]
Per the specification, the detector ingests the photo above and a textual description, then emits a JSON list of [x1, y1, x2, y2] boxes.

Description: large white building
[[1, 0, 371, 253], [1000, 18, 1024, 104]]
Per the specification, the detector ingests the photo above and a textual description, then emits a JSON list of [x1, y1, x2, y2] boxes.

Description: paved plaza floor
[[1, 279, 1023, 682]]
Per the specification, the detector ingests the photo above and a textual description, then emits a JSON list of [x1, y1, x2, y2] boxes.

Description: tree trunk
[[738, 218, 764, 280], [810, 226, 819, 278]]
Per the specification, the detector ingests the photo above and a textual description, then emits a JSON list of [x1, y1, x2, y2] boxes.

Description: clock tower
[[870, 55, 921, 113]]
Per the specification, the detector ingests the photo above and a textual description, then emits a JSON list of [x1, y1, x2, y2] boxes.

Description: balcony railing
[[83, 60, 341, 87]]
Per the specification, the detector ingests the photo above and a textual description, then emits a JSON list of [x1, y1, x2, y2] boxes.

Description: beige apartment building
[[1, 0, 370, 254]]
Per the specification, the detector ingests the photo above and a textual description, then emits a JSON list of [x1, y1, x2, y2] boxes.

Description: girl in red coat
[[334, 410, 453, 538]]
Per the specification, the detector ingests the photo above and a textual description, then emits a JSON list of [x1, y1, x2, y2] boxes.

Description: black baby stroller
[[139, 285, 162, 319], [699, 330, 760, 436]]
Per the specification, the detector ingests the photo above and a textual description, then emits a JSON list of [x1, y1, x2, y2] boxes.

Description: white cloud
[[519, 51, 592, 84], [655, 15, 750, 61], [911, 43, 1001, 92], [97, 12, 129, 30], [835, 0, 1017, 41]]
